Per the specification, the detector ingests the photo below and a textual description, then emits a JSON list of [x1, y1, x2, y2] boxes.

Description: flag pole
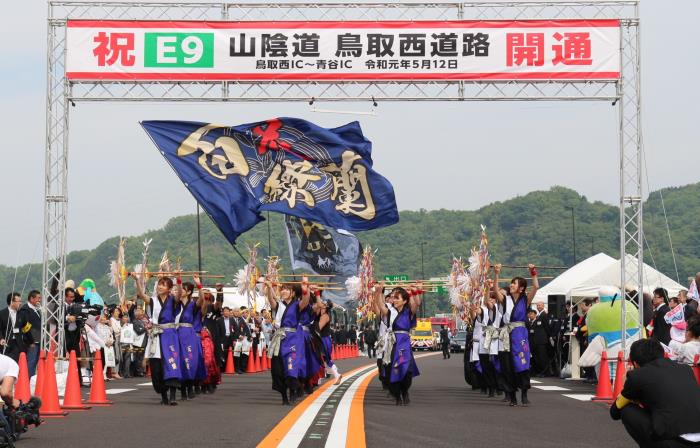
[[267, 211, 272, 258], [197, 202, 202, 273]]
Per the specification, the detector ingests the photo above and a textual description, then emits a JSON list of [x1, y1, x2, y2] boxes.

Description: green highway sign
[[383, 274, 409, 282]]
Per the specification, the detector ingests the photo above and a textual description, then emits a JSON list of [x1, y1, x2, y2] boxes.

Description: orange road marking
[[345, 369, 379, 448]]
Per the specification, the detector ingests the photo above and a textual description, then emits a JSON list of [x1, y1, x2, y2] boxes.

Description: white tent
[[567, 254, 687, 299], [533, 253, 616, 303], [533, 253, 687, 303]]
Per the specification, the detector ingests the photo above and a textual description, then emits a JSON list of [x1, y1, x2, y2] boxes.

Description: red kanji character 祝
[[93, 32, 136, 67], [506, 33, 545, 67], [552, 32, 593, 65]]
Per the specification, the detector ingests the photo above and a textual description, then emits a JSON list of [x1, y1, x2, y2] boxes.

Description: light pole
[[420, 241, 426, 318], [566, 206, 577, 265]]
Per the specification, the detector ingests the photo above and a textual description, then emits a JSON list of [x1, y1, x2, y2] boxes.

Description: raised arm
[[263, 280, 278, 312], [526, 264, 539, 306], [132, 273, 151, 305], [408, 283, 423, 316], [373, 282, 389, 318], [299, 277, 311, 311], [492, 264, 505, 302]]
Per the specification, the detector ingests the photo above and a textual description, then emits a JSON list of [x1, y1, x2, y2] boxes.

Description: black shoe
[[401, 391, 410, 405], [169, 400, 178, 406], [395, 396, 403, 406]]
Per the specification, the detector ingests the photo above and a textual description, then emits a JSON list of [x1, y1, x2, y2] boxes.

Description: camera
[[67, 302, 103, 326], [0, 397, 42, 447]]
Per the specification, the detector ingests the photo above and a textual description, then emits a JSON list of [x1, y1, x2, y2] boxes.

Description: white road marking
[[106, 388, 137, 394], [530, 379, 542, 384], [137, 382, 152, 386], [533, 385, 570, 391], [324, 368, 377, 448], [562, 394, 595, 401]]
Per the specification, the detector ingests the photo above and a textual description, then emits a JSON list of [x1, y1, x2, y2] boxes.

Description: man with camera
[[0, 352, 41, 446]]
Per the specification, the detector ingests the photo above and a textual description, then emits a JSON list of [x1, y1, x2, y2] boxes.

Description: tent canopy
[[534, 253, 687, 303], [533, 253, 616, 303]]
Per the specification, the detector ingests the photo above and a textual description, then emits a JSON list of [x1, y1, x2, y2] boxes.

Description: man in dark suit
[[364, 326, 377, 359], [16, 290, 42, 377], [439, 326, 450, 359], [610, 338, 700, 447], [215, 307, 234, 370], [531, 302, 551, 376], [0, 293, 24, 362], [650, 287, 672, 346], [232, 307, 251, 374]]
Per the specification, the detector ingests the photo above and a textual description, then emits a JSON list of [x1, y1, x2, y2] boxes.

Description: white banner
[[66, 20, 620, 81]]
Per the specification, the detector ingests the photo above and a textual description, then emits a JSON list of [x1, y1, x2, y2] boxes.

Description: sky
[[0, 1, 698, 266]]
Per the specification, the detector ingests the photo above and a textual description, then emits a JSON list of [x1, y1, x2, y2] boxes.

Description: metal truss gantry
[[43, 1, 643, 353]]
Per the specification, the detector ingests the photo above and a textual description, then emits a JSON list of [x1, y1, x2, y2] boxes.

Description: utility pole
[[566, 206, 577, 265], [420, 241, 426, 318]]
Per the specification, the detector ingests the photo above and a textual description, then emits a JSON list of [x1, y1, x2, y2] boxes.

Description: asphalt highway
[[17, 353, 631, 448]]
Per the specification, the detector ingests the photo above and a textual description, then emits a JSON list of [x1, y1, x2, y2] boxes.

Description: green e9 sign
[[144, 33, 214, 67]]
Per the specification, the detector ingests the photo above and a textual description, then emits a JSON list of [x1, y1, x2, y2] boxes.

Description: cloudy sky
[[1, 1, 698, 266]]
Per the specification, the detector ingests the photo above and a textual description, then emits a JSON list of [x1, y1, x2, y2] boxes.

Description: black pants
[[377, 358, 388, 389], [149, 358, 180, 394], [620, 405, 700, 447], [367, 344, 376, 359], [271, 355, 300, 397], [533, 344, 550, 375], [442, 342, 450, 359], [478, 354, 497, 391]]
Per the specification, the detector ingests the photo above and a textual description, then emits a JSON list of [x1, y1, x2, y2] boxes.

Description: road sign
[[383, 274, 408, 282]]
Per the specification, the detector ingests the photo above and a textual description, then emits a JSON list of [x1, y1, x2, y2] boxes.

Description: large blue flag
[[141, 118, 398, 244], [284, 215, 360, 306]]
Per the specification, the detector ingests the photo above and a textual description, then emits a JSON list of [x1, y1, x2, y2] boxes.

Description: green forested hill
[[1, 183, 698, 314]]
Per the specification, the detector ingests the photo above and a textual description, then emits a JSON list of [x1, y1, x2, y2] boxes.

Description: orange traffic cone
[[262, 349, 270, 370], [224, 347, 235, 375], [87, 351, 113, 406], [592, 351, 613, 402], [253, 349, 262, 373], [246, 350, 255, 373], [14, 352, 30, 403], [693, 355, 700, 386], [612, 351, 627, 399], [40, 352, 68, 417], [62, 351, 91, 410], [337, 344, 344, 360], [34, 351, 46, 398], [331, 344, 336, 360]]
